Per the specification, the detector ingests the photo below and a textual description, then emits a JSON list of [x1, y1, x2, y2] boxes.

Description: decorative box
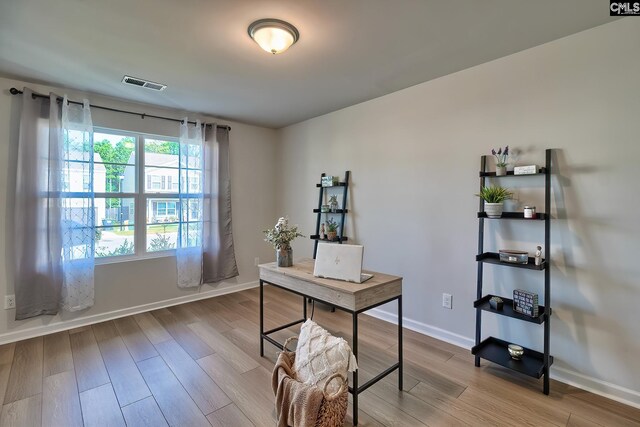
[[499, 249, 529, 264], [513, 289, 539, 317], [499, 250, 529, 264], [489, 296, 503, 310], [321, 176, 339, 187], [514, 165, 538, 175]]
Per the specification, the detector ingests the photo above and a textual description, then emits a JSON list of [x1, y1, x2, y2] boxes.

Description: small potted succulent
[[328, 195, 339, 212], [326, 218, 339, 241], [476, 185, 513, 218], [263, 216, 304, 267], [492, 146, 509, 176]]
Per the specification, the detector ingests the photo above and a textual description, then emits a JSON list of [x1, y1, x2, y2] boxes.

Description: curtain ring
[[141, 113, 146, 119]]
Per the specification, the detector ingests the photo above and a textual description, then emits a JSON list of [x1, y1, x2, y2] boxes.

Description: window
[[92, 130, 137, 258], [69, 128, 203, 261], [153, 201, 177, 217], [168, 176, 178, 191], [189, 175, 200, 192], [148, 175, 163, 190]]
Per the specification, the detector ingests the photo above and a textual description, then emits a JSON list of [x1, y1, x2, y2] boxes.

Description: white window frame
[[94, 127, 197, 265]]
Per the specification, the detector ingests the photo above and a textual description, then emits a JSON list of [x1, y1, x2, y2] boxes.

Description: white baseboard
[[365, 307, 475, 349], [0, 281, 259, 346], [551, 365, 640, 409], [365, 307, 640, 410]]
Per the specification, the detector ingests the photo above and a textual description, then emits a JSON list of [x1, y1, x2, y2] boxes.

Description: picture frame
[[513, 289, 539, 317]]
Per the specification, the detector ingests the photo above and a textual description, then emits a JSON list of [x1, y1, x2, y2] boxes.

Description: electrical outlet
[[4, 295, 15, 310], [442, 293, 452, 309], [254, 257, 260, 266]]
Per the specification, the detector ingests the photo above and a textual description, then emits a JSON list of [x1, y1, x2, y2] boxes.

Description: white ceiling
[[0, 0, 617, 128]]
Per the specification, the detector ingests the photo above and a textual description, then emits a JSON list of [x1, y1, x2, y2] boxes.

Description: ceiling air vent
[[122, 75, 167, 91]]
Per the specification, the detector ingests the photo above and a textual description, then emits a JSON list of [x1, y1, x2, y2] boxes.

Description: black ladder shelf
[[311, 171, 350, 259], [473, 149, 553, 394]]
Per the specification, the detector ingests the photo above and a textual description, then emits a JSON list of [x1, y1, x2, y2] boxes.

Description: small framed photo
[[513, 289, 539, 317], [321, 176, 338, 187]]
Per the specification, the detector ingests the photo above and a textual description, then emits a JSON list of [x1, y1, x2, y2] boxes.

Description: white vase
[[484, 202, 504, 219], [496, 166, 507, 176]]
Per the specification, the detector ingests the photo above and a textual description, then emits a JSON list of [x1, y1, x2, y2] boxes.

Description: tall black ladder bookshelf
[[311, 171, 350, 259], [472, 149, 553, 395]]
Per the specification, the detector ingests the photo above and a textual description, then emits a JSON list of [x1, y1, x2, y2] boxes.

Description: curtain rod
[[8, 87, 230, 131]]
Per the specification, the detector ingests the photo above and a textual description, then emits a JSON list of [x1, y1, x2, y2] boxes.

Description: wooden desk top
[[259, 259, 402, 312]]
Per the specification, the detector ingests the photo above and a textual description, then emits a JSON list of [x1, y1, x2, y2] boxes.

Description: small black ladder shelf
[[473, 149, 553, 395], [311, 171, 350, 259]]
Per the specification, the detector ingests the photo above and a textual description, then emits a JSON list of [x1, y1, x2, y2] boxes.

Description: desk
[[259, 259, 403, 426]]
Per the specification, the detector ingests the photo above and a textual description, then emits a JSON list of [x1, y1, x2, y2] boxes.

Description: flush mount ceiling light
[[248, 18, 299, 55]]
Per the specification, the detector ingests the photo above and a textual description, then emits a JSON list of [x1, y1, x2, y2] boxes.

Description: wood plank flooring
[[0, 286, 638, 426]]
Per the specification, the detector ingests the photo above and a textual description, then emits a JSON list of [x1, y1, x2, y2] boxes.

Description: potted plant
[[263, 217, 304, 267], [328, 195, 339, 212], [492, 146, 509, 176], [476, 185, 513, 218], [326, 218, 339, 241]]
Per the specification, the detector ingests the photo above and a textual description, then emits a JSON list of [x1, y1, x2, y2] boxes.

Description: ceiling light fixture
[[248, 18, 299, 55]]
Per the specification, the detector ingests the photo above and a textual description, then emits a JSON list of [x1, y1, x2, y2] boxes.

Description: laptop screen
[[313, 243, 364, 282]]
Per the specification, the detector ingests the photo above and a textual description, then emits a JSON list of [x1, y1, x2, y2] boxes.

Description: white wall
[[0, 75, 278, 341], [278, 19, 640, 406]]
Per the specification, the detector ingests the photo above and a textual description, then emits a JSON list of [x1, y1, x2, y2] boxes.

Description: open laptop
[[313, 243, 374, 283]]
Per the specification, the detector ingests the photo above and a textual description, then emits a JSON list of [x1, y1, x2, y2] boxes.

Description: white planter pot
[[496, 166, 507, 176], [484, 202, 504, 218]]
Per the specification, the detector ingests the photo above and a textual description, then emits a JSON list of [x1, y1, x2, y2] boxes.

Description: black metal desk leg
[[352, 311, 359, 426], [303, 295, 307, 320], [398, 295, 403, 390], [260, 280, 264, 357]]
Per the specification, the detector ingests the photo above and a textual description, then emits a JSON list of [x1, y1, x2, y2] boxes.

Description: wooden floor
[[0, 287, 638, 427]]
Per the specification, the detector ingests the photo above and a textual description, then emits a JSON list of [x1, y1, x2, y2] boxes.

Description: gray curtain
[[14, 89, 63, 319], [202, 125, 239, 283]]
